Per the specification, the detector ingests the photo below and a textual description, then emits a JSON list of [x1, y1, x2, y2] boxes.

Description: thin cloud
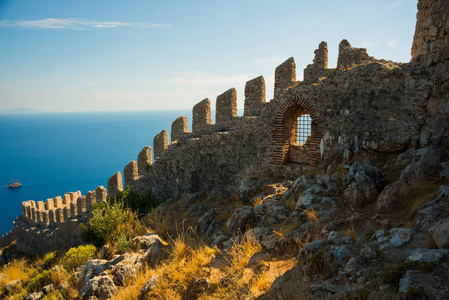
[[0, 18, 173, 30], [391, 2, 403, 8], [358, 41, 378, 48], [388, 39, 399, 48]]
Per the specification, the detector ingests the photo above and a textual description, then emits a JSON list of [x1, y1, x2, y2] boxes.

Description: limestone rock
[[3, 278, 23, 295], [132, 233, 164, 252], [238, 180, 261, 204], [78, 259, 109, 286], [400, 146, 447, 183], [24, 292, 44, 300], [441, 161, 449, 181], [389, 228, 411, 248], [413, 198, 445, 234], [139, 275, 160, 300], [198, 208, 229, 247], [408, 249, 449, 263], [429, 218, 449, 249], [343, 162, 385, 206], [376, 181, 406, 211], [226, 206, 257, 233], [79, 275, 117, 300]]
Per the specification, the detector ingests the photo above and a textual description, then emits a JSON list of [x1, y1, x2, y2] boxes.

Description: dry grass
[[395, 179, 442, 227], [144, 208, 171, 238], [0, 258, 32, 289]]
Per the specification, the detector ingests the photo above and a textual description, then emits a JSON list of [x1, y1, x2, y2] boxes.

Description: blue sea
[[0, 110, 190, 235]]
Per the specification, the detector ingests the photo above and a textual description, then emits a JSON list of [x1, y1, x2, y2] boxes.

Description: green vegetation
[[81, 201, 130, 247], [62, 244, 96, 271], [26, 270, 52, 293], [112, 187, 153, 216]]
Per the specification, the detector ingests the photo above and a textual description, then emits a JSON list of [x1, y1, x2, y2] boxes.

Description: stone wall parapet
[[20, 187, 107, 229]]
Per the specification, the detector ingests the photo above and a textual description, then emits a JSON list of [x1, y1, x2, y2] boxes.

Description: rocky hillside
[[1, 144, 449, 300]]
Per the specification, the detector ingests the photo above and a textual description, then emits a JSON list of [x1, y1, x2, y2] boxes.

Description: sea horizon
[[0, 109, 195, 235]]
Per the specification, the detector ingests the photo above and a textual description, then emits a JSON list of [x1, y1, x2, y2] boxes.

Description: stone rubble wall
[[411, 0, 449, 148], [19, 187, 107, 229], [0, 230, 15, 248], [6, 0, 449, 255]]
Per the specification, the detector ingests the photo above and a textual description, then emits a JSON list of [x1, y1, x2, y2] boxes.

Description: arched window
[[296, 114, 311, 145]]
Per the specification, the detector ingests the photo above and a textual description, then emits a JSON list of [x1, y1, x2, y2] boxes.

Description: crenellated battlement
[[20, 188, 107, 229], [8, 0, 449, 256]]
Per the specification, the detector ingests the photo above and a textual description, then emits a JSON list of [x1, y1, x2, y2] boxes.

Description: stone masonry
[[7, 0, 449, 256]]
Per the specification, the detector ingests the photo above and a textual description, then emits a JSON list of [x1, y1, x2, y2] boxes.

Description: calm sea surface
[[0, 110, 190, 235]]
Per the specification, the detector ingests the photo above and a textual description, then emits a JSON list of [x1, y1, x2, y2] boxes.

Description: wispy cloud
[[358, 41, 378, 48], [388, 39, 399, 48], [253, 56, 284, 68], [391, 2, 403, 8], [0, 18, 173, 30]]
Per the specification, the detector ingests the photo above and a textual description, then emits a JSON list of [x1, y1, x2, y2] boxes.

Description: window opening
[[296, 114, 311, 145]]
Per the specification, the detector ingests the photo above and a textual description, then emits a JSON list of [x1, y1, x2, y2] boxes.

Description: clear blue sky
[[0, 0, 418, 112]]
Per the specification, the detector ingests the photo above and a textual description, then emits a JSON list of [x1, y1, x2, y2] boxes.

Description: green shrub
[[117, 234, 132, 253], [62, 244, 96, 270], [81, 200, 129, 247], [26, 270, 52, 293], [112, 187, 153, 215]]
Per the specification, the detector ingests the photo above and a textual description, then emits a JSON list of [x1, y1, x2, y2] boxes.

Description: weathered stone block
[[36, 201, 45, 210], [108, 171, 123, 199], [171, 116, 189, 143], [337, 39, 372, 70], [63, 193, 71, 205], [45, 198, 54, 210], [55, 208, 64, 223], [124, 161, 139, 187], [63, 207, 70, 220], [96, 186, 107, 203], [193, 98, 212, 134], [48, 209, 56, 226], [153, 130, 169, 159], [70, 202, 77, 218], [77, 196, 87, 216], [274, 57, 296, 98], [53, 196, 63, 208], [244, 76, 266, 117], [86, 191, 96, 211], [138, 146, 152, 177], [216, 88, 237, 124]]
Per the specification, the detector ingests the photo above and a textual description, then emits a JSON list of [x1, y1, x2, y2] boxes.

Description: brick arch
[[270, 95, 323, 167]]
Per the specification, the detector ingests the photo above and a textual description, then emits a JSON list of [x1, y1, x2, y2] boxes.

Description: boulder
[[78, 259, 109, 286], [133, 233, 165, 252], [139, 275, 160, 300], [429, 218, 449, 249], [389, 228, 411, 248], [198, 208, 229, 247], [413, 198, 445, 233], [408, 249, 449, 263], [226, 206, 257, 233], [377, 181, 406, 211], [400, 146, 447, 183], [3, 278, 23, 295], [238, 180, 261, 204], [79, 275, 117, 300], [441, 161, 449, 181], [343, 162, 385, 206]]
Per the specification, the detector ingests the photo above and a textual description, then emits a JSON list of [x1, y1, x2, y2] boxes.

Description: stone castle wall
[[6, 0, 449, 255]]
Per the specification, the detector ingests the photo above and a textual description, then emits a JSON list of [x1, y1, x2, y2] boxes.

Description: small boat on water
[[5, 179, 22, 188]]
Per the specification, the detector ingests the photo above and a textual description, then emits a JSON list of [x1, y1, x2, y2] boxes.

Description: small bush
[[62, 245, 96, 271], [117, 234, 132, 253], [26, 270, 52, 293], [113, 187, 153, 216], [81, 201, 130, 247]]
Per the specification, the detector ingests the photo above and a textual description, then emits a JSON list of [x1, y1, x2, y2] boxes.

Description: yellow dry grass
[[0, 258, 31, 288]]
